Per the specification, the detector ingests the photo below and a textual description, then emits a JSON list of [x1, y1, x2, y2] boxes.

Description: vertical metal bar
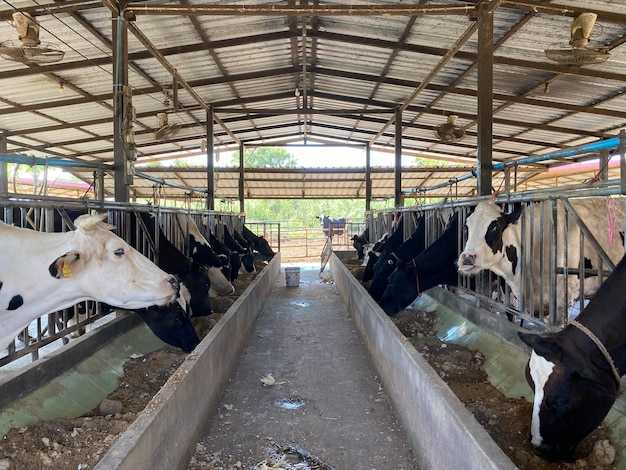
[[206, 107, 215, 211], [238, 141, 245, 213], [394, 107, 402, 207], [563, 204, 570, 327], [365, 143, 372, 212], [476, 2, 493, 196], [618, 129, 626, 194], [522, 201, 531, 316], [113, 9, 130, 202], [0, 135, 7, 196], [549, 199, 557, 327]]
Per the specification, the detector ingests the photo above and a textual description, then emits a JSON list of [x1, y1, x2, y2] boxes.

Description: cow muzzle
[[461, 253, 476, 265], [457, 253, 479, 274]]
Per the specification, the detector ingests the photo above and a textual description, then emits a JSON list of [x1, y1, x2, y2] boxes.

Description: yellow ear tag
[[62, 263, 73, 278]]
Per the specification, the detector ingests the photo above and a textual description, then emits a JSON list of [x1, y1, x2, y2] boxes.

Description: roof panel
[[0, 1, 625, 201]]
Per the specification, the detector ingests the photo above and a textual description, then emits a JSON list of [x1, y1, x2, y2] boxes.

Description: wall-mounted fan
[[434, 115, 465, 143], [544, 12, 610, 66], [154, 112, 181, 141], [0, 12, 64, 64]]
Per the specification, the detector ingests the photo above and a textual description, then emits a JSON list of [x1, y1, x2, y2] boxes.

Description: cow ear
[[519, 332, 560, 359], [49, 251, 86, 279], [505, 203, 524, 225]]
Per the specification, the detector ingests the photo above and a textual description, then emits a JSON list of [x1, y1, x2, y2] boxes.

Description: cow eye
[[387, 259, 394, 265], [547, 394, 569, 410], [114, 248, 125, 257]]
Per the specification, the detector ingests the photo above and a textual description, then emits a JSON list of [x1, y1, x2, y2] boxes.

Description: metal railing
[[364, 187, 625, 331]]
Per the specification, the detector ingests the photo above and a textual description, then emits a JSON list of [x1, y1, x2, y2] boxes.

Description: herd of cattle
[[2, 197, 626, 462], [353, 196, 626, 462], [0, 209, 275, 355]]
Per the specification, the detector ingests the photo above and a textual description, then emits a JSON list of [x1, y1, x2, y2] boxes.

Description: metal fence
[[366, 185, 626, 332]]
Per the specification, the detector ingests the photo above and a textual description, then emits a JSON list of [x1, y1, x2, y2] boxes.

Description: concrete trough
[[94, 254, 281, 470], [330, 253, 517, 469]]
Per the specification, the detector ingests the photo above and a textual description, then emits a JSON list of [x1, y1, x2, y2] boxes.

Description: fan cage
[[544, 46, 610, 66], [0, 41, 65, 64]]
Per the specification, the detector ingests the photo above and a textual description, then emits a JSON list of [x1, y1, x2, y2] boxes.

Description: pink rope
[[606, 196, 616, 245]]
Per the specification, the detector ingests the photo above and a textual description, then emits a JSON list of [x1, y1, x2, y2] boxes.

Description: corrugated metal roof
[[0, 1, 625, 202]]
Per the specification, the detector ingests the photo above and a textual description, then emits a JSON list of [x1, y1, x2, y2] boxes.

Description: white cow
[[458, 198, 625, 319], [0, 213, 179, 348]]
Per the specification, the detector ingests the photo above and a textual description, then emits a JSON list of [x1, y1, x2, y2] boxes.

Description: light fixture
[[295, 88, 300, 97], [58, 81, 65, 93]]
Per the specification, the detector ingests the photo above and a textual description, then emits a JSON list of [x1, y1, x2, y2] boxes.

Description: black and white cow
[[208, 230, 242, 282], [224, 225, 256, 274], [242, 224, 275, 258], [0, 214, 180, 349], [368, 217, 427, 301], [457, 198, 625, 317], [318, 214, 346, 238], [362, 217, 404, 283], [49, 209, 199, 352], [173, 213, 235, 294], [378, 212, 460, 316], [134, 212, 216, 317], [351, 227, 369, 260], [518, 252, 626, 462]]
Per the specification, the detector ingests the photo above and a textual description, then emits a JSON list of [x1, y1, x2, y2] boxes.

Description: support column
[[365, 144, 372, 212], [112, 7, 132, 202], [476, 2, 494, 196], [206, 107, 215, 210], [238, 142, 245, 214], [599, 148, 609, 181], [394, 107, 403, 207], [0, 135, 7, 196]]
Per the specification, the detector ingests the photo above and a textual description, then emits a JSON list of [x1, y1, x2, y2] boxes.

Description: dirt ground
[[0, 249, 617, 470]]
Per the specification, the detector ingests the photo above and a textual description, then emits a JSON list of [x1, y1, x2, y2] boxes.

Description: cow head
[[239, 251, 256, 273], [518, 331, 620, 462], [254, 236, 275, 257], [368, 253, 400, 301], [135, 301, 200, 352], [377, 261, 418, 316], [58, 213, 179, 308], [457, 202, 523, 286], [352, 228, 369, 260]]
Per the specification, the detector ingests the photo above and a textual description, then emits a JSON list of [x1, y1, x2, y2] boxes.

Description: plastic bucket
[[285, 267, 301, 287]]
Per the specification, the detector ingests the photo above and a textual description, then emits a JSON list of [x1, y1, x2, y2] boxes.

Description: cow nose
[[462, 253, 476, 266]]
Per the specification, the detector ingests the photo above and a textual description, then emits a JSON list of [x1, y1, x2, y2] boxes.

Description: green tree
[[231, 147, 297, 168]]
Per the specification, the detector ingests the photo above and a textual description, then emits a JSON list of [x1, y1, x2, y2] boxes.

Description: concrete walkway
[[190, 263, 418, 469]]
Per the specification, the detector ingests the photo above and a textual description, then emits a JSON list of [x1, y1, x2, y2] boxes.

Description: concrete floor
[[191, 263, 418, 469]]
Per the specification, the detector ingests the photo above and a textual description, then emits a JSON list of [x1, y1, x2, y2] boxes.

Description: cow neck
[[496, 217, 524, 302], [570, 320, 623, 393], [575, 256, 626, 365]]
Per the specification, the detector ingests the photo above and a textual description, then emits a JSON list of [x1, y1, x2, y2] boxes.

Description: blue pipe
[[409, 135, 623, 194], [0, 154, 111, 170]]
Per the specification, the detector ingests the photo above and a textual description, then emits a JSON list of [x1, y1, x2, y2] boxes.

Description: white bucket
[[285, 267, 301, 287]]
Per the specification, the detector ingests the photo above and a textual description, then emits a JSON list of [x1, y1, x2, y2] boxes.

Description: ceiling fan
[[544, 12, 610, 66], [0, 12, 64, 64], [154, 112, 181, 141], [434, 115, 465, 143]]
